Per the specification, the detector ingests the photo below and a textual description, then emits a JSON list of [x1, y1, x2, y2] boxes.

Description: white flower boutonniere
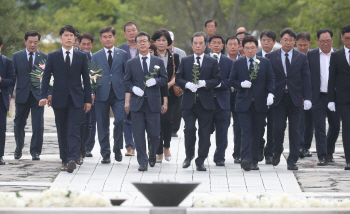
[[154, 65, 160, 70], [213, 53, 219, 59]]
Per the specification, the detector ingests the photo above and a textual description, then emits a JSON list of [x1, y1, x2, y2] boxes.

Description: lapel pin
[[117, 53, 119, 54]]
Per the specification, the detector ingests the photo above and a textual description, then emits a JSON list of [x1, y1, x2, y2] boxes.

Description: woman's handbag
[[171, 53, 183, 96]]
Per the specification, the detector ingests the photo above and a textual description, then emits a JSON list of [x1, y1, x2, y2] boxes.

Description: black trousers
[[85, 104, 96, 151], [172, 95, 182, 134], [260, 107, 274, 157], [299, 109, 314, 151], [273, 92, 302, 165], [230, 90, 241, 159], [312, 93, 340, 160], [157, 103, 176, 154], [335, 103, 350, 163], [0, 93, 7, 157], [182, 99, 213, 166], [80, 110, 91, 157]]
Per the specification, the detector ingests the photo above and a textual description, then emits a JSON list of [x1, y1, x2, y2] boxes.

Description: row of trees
[[1, 0, 349, 57]]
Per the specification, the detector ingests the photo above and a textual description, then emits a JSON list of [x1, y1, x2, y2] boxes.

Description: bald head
[[237, 27, 248, 33]]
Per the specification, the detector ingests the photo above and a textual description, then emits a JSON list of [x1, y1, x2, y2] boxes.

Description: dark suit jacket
[[328, 48, 350, 104], [118, 42, 139, 60], [229, 56, 275, 113], [11, 49, 47, 103], [266, 49, 311, 107], [308, 48, 338, 104], [175, 54, 221, 110], [213, 54, 233, 110], [40, 48, 92, 109], [0, 55, 16, 111], [256, 50, 262, 57], [124, 54, 168, 112]]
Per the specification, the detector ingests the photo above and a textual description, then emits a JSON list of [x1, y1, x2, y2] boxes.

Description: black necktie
[[142, 56, 148, 76], [285, 53, 290, 75], [196, 56, 201, 68], [249, 58, 254, 75], [265, 54, 267, 58], [65, 51, 70, 72], [29, 52, 33, 71], [108, 50, 113, 69]]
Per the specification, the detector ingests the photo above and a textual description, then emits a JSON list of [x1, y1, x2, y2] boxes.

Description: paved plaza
[[1, 104, 350, 207]]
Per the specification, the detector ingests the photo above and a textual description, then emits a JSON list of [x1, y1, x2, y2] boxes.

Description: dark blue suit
[[0, 54, 16, 157], [124, 54, 167, 166], [92, 47, 128, 159], [117, 42, 138, 151], [176, 54, 221, 166], [267, 49, 312, 165], [11, 49, 47, 156], [229, 56, 275, 165], [308, 48, 340, 160], [41, 48, 91, 163], [211, 54, 233, 163]]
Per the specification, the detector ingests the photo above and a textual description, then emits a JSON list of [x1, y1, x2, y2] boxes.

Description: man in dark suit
[[208, 34, 233, 166], [256, 30, 276, 164], [39, 25, 91, 173], [117, 21, 139, 156], [124, 31, 167, 171], [296, 31, 314, 158], [266, 28, 312, 170], [229, 36, 275, 171], [308, 29, 340, 166], [0, 36, 16, 165], [10, 31, 47, 161], [92, 26, 129, 164], [176, 32, 221, 171], [328, 24, 350, 170]]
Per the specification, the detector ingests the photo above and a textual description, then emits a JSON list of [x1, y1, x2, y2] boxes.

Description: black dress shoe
[[304, 149, 312, 157], [101, 156, 111, 164], [67, 160, 77, 173], [345, 163, 350, 170], [317, 158, 327, 166], [258, 150, 264, 162], [272, 154, 281, 166], [233, 157, 241, 164], [149, 156, 156, 167], [287, 163, 298, 170], [60, 163, 68, 171], [115, 149, 122, 162], [182, 157, 193, 168], [241, 160, 251, 171], [77, 153, 84, 165], [32, 154, 40, 161], [251, 164, 259, 170], [196, 164, 206, 171], [216, 162, 225, 166], [14, 149, 22, 160], [85, 150, 93, 157], [138, 165, 148, 171], [265, 156, 273, 165], [326, 155, 335, 163], [299, 149, 305, 158], [0, 157, 5, 165]]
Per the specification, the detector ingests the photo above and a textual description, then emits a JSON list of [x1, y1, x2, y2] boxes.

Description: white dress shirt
[[26, 49, 36, 67], [139, 52, 151, 72], [281, 49, 293, 89], [319, 48, 333, 93], [262, 49, 272, 58], [246, 55, 257, 70], [210, 52, 221, 63], [345, 46, 350, 65], [62, 47, 73, 65], [194, 53, 204, 67], [104, 47, 115, 60]]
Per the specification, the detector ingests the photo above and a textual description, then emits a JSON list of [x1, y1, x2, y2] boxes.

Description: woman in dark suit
[[151, 29, 180, 163]]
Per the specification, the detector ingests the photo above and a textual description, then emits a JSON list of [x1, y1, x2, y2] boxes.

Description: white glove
[[267, 93, 274, 106], [132, 86, 144, 97], [304, 100, 312, 110], [216, 83, 221, 88], [185, 82, 198, 93], [328, 102, 336, 112], [197, 80, 206, 88], [145, 78, 156, 87], [241, 80, 252, 88]]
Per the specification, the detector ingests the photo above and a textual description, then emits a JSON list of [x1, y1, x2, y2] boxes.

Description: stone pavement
[[1, 103, 350, 206]]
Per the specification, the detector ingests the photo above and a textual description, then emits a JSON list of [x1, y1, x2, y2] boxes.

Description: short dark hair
[[123, 21, 138, 32], [260, 30, 276, 41], [280, 28, 297, 39], [204, 19, 217, 27], [342, 24, 350, 35], [208, 34, 224, 44], [242, 35, 258, 47], [79, 33, 94, 44], [296, 31, 311, 41], [151, 29, 172, 46], [135, 31, 150, 43], [317, 29, 333, 39], [191, 32, 207, 44], [235, 31, 250, 37], [59, 25, 76, 36], [25, 30, 41, 41], [149, 41, 157, 52], [99, 26, 116, 37], [225, 36, 240, 45], [0, 36, 3, 46]]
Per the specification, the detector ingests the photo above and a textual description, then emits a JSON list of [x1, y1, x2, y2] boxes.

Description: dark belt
[[285, 89, 289, 93], [320, 92, 327, 95]]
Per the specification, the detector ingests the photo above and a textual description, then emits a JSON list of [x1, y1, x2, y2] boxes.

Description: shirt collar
[[319, 47, 334, 55], [194, 53, 205, 59], [344, 46, 350, 54], [262, 49, 272, 57], [62, 47, 73, 54], [26, 49, 35, 55], [104, 47, 114, 54], [281, 48, 293, 56], [246, 55, 257, 63], [139, 52, 151, 60]]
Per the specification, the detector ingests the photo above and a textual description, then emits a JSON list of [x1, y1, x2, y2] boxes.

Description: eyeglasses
[[243, 47, 257, 51], [261, 39, 273, 43], [137, 40, 149, 44], [281, 39, 295, 43], [319, 40, 332, 44]]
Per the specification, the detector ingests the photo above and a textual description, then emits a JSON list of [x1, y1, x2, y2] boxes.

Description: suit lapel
[[21, 49, 30, 72], [339, 48, 350, 69], [68, 49, 78, 76], [99, 49, 110, 71], [314, 48, 321, 78], [290, 49, 299, 73], [57, 48, 68, 75], [111, 47, 119, 71], [200, 54, 209, 76], [134, 55, 144, 76], [149, 55, 155, 75], [275, 49, 285, 76], [34, 51, 40, 68]]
